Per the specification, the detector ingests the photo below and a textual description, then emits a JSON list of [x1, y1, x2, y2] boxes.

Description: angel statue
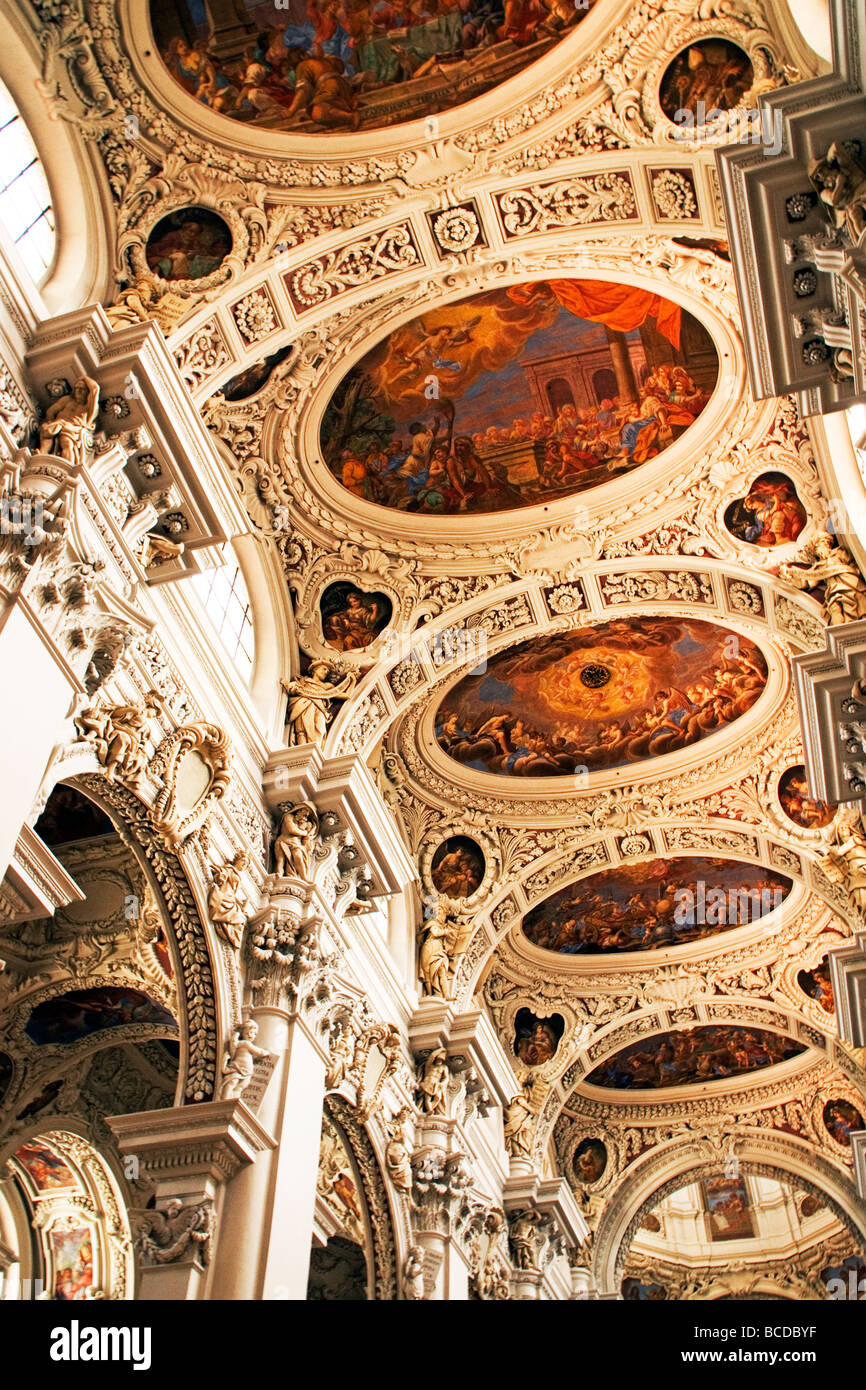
[[219, 1019, 273, 1101], [281, 662, 356, 747], [418, 898, 472, 1000], [273, 803, 318, 879], [778, 532, 866, 626], [38, 376, 100, 468], [136, 1198, 215, 1267], [820, 807, 866, 918]]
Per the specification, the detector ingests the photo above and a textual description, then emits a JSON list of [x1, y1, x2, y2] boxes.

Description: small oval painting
[[150, 0, 595, 137], [514, 1008, 563, 1066], [430, 835, 485, 898], [320, 582, 393, 652], [145, 207, 232, 282], [823, 1099, 865, 1146], [779, 765, 837, 830], [798, 956, 835, 1014], [585, 1025, 805, 1090], [574, 1137, 607, 1184], [25, 987, 176, 1046], [659, 39, 754, 122], [321, 280, 717, 515], [724, 473, 806, 547], [436, 615, 767, 778], [523, 855, 791, 954]]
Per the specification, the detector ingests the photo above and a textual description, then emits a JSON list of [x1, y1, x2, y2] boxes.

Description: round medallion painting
[[778, 765, 837, 830], [659, 39, 754, 122], [823, 1099, 865, 1146], [724, 473, 806, 547], [145, 207, 232, 282], [320, 280, 717, 515], [522, 856, 791, 954], [151, 0, 596, 136], [514, 1008, 563, 1066], [436, 616, 767, 778], [573, 1137, 607, 1184], [430, 835, 485, 898], [585, 1026, 804, 1090]]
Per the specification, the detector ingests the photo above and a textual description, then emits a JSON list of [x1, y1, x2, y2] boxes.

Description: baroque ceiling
[[4, 0, 866, 1300]]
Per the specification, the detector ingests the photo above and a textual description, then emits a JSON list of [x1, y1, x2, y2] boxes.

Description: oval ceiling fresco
[[320, 280, 718, 515], [435, 616, 768, 778], [522, 856, 792, 955], [150, 0, 597, 135], [584, 1026, 805, 1091]]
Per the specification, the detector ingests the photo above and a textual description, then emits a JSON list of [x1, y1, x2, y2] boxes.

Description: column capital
[[107, 1099, 275, 1190]]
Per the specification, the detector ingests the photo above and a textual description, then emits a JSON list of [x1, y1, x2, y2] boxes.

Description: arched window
[[192, 546, 255, 682], [0, 77, 55, 284]]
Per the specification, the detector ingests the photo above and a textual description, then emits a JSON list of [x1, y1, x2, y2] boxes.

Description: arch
[[325, 1095, 399, 1300], [592, 1137, 866, 1295]]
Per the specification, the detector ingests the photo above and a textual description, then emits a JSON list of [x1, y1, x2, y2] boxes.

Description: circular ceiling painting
[[151, 0, 596, 135], [320, 280, 718, 515], [435, 615, 768, 778], [585, 1026, 805, 1091], [522, 855, 792, 954], [659, 39, 754, 122]]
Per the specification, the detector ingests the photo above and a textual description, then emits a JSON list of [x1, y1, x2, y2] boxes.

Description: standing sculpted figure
[[281, 662, 356, 746], [820, 808, 866, 917], [403, 1246, 426, 1301], [272, 803, 318, 879], [207, 851, 249, 950], [74, 694, 160, 784], [385, 1107, 415, 1198], [418, 899, 453, 998], [504, 1085, 537, 1161], [809, 142, 866, 243], [219, 1019, 273, 1100], [38, 377, 100, 466], [779, 533, 866, 626], [417, 1047, 450, 1116]]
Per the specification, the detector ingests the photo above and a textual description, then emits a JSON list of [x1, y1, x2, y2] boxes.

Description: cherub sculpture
[[219, 1019, 273, 1101], [136, 1198, 215, 1267], [273, 803, 318, 879]]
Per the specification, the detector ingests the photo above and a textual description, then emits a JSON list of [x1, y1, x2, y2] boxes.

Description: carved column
[[210, 886, 332, 1300], [108, 1100, 273, 1300]]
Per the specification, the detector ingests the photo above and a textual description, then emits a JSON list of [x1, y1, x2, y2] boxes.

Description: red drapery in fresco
[[508, 279, 683, 350]]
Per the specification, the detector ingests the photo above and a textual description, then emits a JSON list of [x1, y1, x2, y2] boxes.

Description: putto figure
[[219, 1019, 273, 1100], [272, 803, 319, 879], [38, 376, 100, 467]]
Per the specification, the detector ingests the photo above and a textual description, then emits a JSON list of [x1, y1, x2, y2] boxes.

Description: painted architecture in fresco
[[522, 856, 791, 954], [321, 280, 717, 514], [436, 616, 768, 777], [151, 0, 595, 135], [584, 1026, 805, 1090], [723, 472, 806, 547]]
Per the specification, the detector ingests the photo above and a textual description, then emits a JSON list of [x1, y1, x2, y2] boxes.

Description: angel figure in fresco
[[136, 1198, 215, 1266], [219, 1019, 273, 1100], [393, 317, 481, 377], [779, 533, 866, 626], [282, 662, 356, 745], [820, 808, 866, 918], [38, 376, 100, 468]]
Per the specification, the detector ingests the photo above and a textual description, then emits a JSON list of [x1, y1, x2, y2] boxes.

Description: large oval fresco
[[151, 0, 596, 136], [435, 616, 768, 778], [522, 856, 792, 955], [320, 281, 718, 515], [584, 1026, 805, 1091]]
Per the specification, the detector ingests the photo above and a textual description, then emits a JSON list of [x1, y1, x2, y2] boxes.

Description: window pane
[[0, 80, 55, 286]]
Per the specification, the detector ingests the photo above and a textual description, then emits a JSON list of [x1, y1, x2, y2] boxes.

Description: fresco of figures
[[823, 1099, 865, 1146], [724, 472, 806, 547], [151, 0, 594, 136], [51, 1227, 94, 1301], [798, 956, 835, 1013], [659, 39, 754, 121], [145, 208, 232, 282], [14, 1141, 75, 1193], [778, 765, 837, 829], [622, 1277, 667, 1300], [585, 1026, 805, 1090], [513, 1008, 563, 1065], [573, 1137, 607, 1184], [430, 835, 486, 898], [321, 280, 717, 514], [25, 987, 176, 1046], [702, 1176, 755, 1242], [436, 616, 768, 777], [522, 855, 791, 954], [320, 582, 393, 652], [221, 345, 293, 401]]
